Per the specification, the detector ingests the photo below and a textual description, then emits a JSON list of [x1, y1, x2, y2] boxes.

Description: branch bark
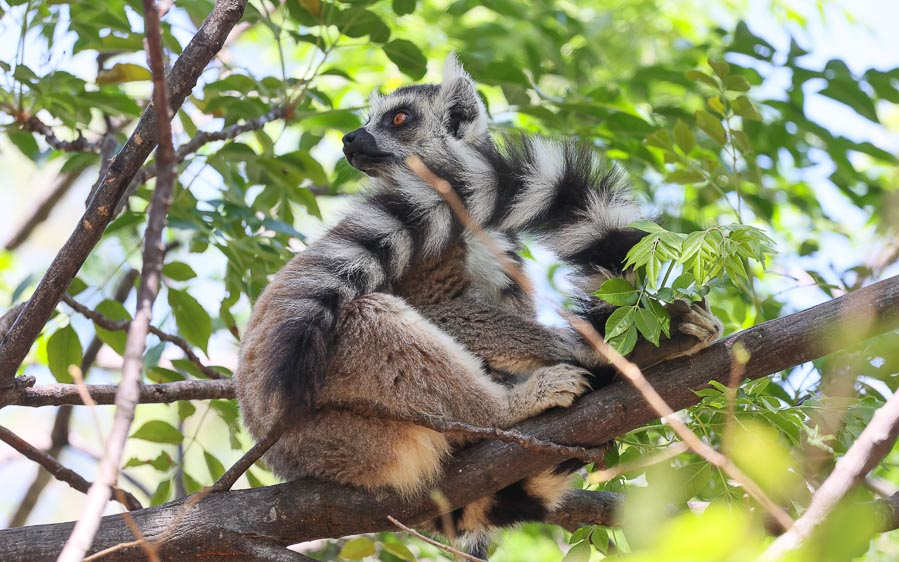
[[0, 275, 895, 559], [57, 1, 181, 556], [9, 379, 235, 407], [0, 0, 249, 387]]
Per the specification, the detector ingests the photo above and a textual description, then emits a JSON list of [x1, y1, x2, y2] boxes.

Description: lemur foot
[[526, 363, 592, 409], [629, 299, 723, 368]]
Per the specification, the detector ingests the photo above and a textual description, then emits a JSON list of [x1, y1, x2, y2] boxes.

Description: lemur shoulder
[[235, 55, 722, 553]]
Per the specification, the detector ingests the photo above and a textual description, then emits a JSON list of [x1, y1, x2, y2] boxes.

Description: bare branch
[[0, 425, 141, 512], [23, 116, 101, 153], [761, 388, 899, 560], [388, 515, 486, 562], [117, 106, 289, 215], [58, 0, 179, 557], [61, 294, 224, 380], [11, 379, 234, 407], [212, 423, 283, 492], [343, 402, 609, 465], [0, 0, 249, 387]]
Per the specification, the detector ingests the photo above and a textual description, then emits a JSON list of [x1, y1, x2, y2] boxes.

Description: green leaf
[[383, 39, 427, 80], [204, 449, 226, 481], [8, 132, 40, 160], [94, 299, 131, 355], [732, 95, 761, 121], [163, 262, 197, 281], [605, 307, 635, 339], [724, 74, 751, 92], [635, 307, 661, 346], [562, 539, 591, 562], [694, 110, 726, 144], [47, 324, 82, 384], [673, 120, 694, 154], [665, 169, 706, 184], [178, 401, 196, 421], [392, 0, 416, 15], [339, 537, 376, 560], [382, 541, 416, 561], [130, 420, 183, 445], [820, 78, 879, 123], [708, 59, 730, 79], [685, 69, 719, 89], [596, 278, 639, 306], [167, 289, 212, 353], [67, 278, 88, 297], [96, 63, 152, 84], [150, 478, 172, 506]]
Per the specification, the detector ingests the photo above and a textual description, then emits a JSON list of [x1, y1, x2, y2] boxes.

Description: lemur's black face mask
[[342, 128, 393, 176]]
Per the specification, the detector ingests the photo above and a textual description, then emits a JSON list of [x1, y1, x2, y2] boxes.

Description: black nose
[[342, 131, 357, 146]]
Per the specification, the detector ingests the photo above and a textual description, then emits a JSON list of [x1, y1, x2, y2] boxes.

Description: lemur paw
[[529, 363, 592, 409], [627, 299, 723, 367], [668, 299, 723, 352]]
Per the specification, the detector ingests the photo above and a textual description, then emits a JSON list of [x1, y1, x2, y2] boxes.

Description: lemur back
[[235, 55, 722, 556]]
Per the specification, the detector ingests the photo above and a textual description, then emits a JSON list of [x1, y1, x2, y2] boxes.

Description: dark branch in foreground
[[0, 0, 249, 387], [0, 275, 896, 560]]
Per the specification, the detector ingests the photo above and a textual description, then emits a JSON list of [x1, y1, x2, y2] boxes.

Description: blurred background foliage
[[0, 0, 898, 560]]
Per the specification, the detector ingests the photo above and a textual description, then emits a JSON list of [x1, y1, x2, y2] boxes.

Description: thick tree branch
[[0, 275, 895, 559], [0, 0, 249, 387]]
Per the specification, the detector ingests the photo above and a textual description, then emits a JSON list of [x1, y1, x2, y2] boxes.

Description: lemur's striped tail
[[246, 160, 475, 416]]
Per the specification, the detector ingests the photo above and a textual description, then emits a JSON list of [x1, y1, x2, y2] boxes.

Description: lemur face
[[342, 55, 489, 177]]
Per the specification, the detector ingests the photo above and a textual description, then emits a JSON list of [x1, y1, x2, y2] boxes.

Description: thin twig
[[0, 425, 141, 511], [588, 442, 689, 484], [116, 106, 289, 215], [61, 294, 224, 380], [58, 0, 178, 557], [761, 387, 899, 560], [343, 402, 607, 465], [388, 515, 486, 562], [23, 115, 101, 153], [11, 379, 235, 407], [211, 423, 284, 492]]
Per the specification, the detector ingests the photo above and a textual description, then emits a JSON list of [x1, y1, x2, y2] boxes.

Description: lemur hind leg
[[627, 299, 723, 368]]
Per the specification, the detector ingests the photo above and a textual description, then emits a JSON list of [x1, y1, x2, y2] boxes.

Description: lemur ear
[[438, 53, 487, 139]]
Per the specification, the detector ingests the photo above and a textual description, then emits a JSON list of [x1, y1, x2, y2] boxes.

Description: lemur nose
[[342, 131, 357, 145]]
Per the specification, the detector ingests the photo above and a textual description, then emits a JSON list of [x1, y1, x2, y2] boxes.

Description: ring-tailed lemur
[[236, 55, 721, 555]]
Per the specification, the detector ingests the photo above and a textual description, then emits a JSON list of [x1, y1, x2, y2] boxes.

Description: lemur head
[[342, 54, 489, 177]]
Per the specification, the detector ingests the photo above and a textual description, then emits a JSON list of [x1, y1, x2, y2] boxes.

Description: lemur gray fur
[[235, 55, 722, 554]]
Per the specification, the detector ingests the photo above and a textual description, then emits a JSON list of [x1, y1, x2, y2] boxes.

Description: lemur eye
[[392, 110, 410, 127]]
